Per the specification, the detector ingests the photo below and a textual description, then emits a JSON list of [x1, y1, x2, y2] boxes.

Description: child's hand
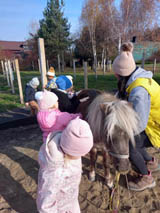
[[25, 102, 29, 107], [75, 90, 82, 96], [68, 92, 74, 99]]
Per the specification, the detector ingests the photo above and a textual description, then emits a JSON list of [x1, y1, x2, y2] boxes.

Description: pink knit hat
[[35, 90, 58, 110], [112, 42, 136, 76], [60, 117, 93, 157]]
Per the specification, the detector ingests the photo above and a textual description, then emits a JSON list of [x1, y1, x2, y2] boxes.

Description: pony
[[76, 89, 140, 188]]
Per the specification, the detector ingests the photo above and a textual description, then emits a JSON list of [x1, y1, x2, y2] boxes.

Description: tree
[[80, 0, 119, 72], [119, 0, 160, 41], [74, 27, 92, 61], [81, 0, 100, 76], [38, 0, 71, 70]]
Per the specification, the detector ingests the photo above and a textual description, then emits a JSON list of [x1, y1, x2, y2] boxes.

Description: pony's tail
[[104, 100, 140, 145]]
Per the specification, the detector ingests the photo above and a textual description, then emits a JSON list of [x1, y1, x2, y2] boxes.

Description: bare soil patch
[[0, 125, 160, 213]]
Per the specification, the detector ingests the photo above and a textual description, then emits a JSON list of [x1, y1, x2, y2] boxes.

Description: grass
[[0, 66, 160, 112]]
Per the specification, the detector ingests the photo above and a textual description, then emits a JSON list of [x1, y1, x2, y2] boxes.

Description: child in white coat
[[36, 117, 93, 213]]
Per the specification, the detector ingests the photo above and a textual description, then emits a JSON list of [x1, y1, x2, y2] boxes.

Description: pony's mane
[[86, 92, 140, 145]]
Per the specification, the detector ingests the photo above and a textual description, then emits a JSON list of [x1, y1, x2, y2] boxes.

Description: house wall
[[133, 42, 160, 62]]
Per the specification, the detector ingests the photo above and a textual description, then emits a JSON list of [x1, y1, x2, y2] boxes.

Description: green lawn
[[0, 67, 160, 112]]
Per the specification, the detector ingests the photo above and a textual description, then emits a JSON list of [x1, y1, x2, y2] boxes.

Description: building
[[0, 40, 29, 59], [133, 41, 160, 62]]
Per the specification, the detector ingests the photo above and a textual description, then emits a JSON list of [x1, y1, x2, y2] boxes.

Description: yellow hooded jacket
[[126, 78, 160, 148]]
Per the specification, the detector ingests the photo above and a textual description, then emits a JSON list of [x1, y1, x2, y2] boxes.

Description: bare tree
[[120, 0, 160, 41], [81, 0, 99, 77]]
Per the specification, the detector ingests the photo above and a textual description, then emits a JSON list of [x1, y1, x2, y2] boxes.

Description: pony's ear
[[100, 103, 112, 115]]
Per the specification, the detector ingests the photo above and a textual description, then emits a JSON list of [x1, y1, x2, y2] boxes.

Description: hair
[[121, 42, 134, 52], [117, 76, 130, 100], [117, 67, 138, 99], [86, 93, 140, 145]]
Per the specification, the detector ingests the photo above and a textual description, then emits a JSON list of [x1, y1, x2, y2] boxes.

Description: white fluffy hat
[[35, 90, 58, 110], [29, 77, 40, 88]]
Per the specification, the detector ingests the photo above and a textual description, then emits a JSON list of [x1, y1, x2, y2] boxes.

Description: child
[[36, 117, 93, 213], [35, 90, 82, 143], [45, 66, 57, 89], [51, 75, 80, 113], [25, 77, 40, 115], [55, 75, 74, 93]]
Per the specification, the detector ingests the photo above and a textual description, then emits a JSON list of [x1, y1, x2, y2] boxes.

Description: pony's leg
[[89, 147, 97, 181], [102, 149, 114, 188]]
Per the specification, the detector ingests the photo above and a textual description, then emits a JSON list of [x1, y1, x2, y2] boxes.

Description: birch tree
[[81, 0, 99, 76]]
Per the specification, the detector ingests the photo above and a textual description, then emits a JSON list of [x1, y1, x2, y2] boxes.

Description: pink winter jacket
[[37, 108, 82, 142], [36, 132, 82, 213]]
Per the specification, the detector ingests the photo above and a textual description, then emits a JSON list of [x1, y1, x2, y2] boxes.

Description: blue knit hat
[[55, 75, 72, 90]]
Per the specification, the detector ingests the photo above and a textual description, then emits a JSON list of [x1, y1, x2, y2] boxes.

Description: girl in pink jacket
[[35, 90, 82, 143], [36, 117, 93, 213]]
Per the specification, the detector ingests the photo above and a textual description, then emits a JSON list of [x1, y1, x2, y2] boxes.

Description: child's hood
[[37, 109, 59, 129]]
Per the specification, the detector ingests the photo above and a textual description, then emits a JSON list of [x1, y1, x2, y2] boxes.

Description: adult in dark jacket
[[25, 77, 40, 115]]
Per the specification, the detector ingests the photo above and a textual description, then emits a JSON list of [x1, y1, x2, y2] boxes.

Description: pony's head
[[86, 92, 140, 174]]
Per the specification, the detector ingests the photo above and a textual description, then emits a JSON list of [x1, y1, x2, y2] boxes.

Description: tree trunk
[[57, 54, 61, 74], [141, 49, 146, 68], [101, 49, 105, 69], [61, 51, 65, 72], [92, 41, 97, 79], [70, 49, 73, 67]]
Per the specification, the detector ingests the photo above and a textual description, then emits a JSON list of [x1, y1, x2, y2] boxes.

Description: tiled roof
[[0, 40, 26, 51]]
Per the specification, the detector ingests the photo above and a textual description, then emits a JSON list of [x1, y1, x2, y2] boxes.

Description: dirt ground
[[0, 124, 160, 213]]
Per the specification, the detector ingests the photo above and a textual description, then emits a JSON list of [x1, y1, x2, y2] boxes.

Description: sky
[[0, 0, 84, 41]]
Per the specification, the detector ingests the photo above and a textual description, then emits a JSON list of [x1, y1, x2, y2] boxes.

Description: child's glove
[[68, 92, 75, 99], [79, 96, 89, 103], [75, 90, 82, 96]]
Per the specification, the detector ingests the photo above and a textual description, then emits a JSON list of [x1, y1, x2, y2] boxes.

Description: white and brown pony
[[76, 89, 140, 188]]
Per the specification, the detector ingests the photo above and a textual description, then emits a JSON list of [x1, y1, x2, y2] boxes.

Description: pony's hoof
[[89, 172, 95, 181]]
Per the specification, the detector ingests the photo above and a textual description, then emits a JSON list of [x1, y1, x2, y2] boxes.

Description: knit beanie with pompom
[[112, 42, 136, 76], [60, 117, 93, 157]]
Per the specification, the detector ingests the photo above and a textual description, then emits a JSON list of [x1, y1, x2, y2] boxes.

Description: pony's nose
[[116, 159, 130, 174]]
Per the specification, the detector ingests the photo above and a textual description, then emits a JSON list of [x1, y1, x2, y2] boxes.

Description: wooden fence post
[[107, 60, 112, 72], [15, 59, 24, 104], [153, 58, 156, 74], [4, 60, 10, 86], [38, 58, 41, 73], [73, 59, 76, 79], [1, 60, 5, 77], [141, 49, 146, 68], [83, 61, 88, 89], [38, 38, 47, 89], [8, 60, 15, 94], [46, 59, 49, 71], [32, 61, 35, 71], [12, 60, 16, 72], [103, 58, 106, 75]]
